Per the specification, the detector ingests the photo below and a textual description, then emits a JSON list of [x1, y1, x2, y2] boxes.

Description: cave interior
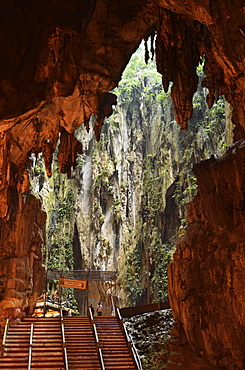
[[0, 1, 245, 369]]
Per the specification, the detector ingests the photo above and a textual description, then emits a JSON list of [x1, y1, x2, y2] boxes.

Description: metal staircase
[[0, 317, 65, 370], [63, 316, 101, 369], [94, 316, 137, 369], [0, 310, 142, 370]]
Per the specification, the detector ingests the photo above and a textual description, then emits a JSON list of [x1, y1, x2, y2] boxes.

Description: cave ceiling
[[0, 0, 244, 214], [0, 2, 245, 366]]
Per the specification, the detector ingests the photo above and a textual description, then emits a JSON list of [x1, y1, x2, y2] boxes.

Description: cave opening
[[22, 40, 230, 367], [0, 1, 244, 369]]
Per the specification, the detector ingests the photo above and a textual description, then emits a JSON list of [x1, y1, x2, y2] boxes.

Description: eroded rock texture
[[0, 0, 155, 320], [0, 192, 46, 321], [0, 1, 156, 220], [0, 0, 244, 368], [155, 1, 245, 133], [168, 140, 245, 369]]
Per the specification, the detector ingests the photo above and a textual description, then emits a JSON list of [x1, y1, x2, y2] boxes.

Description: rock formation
[[0, 193, 46, 322], [0, 0, 155, 322], [0, 1, 244, 368], [168, 140, 245, 369], [35, 50, 228, 367]]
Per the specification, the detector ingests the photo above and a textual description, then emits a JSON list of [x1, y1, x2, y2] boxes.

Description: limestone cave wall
[[33, 52, 228, 321], [168, 140, 245, 369], [0, 1, 244, 368], [0, 192, 46, 322], [71, 55, 229, 311]]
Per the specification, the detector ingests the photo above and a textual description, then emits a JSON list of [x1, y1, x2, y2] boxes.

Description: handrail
[[131, 341, 143, 370], [43, 292, 46, 316], [93, 323, 99, 344], [60, 306, 63, 319], [120, 301, 170, 318], [98, 348, 105, 370], [110, 295, 116, 316], [116, 306, 121, 320], [116, 307, 143, 370], [60, 306, 69, 370], [28, 323, 34, 370], [61, 322, 69, 370], [1, 318, 9, 357], [124, 323, 142, 370], [88, 307, 105, 370], [88, 306, 93, 322], [92, 323, 105, 370]]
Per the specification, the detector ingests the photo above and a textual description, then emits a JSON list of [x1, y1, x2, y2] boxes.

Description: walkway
[[0, 311, 141, 370]]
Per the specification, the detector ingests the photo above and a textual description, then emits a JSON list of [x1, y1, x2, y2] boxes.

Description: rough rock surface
[[124, 309, 174, 369], [0, 1, 244, 368], [168, 140, 245, 369], [0, 0, 155, 325], [0, 193, 46, 322]]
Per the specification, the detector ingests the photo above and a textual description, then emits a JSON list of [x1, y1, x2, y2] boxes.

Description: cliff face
[[72, 55, 228, 310], [30, 50, 227, 318], [168, 140, 245, 369], [0, 193, 46, 323], [0, 0, 156, 320], [0, 1, 244, 368]]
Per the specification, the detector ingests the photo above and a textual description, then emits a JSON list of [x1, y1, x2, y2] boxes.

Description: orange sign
[[59, 278, 87, 289]]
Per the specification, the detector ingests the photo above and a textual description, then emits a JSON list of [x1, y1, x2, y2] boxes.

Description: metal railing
[[93, 323, 105, 370], [88, 306, 94, 322], [110, 295, 116, 316], [120, 301, 170, 318], [60, 307, 69, 370], [28, 323, 34, 370], [1, 318, 9, 357], [116, 307, 143, 370], [88, 307, 105, 370], [98, 348, 105, 370]]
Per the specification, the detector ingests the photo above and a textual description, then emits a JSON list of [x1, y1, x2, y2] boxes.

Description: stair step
[[5, 343, 29, 347], [0, 315, 139, 370], [103, 350, 130, 354], [68, 366, 100, 370], [31, 361, 64, 365], [69, 358, 100, 362], [66, 345, 97, 349], [31, 368, 64, 370], [32, 352, 63, 356], [104, 354, 132, 358], [0, 357, 28, 362], [66, 350, 97, 353], [104, 365, 135, 369], [0, 364, 28, 369]]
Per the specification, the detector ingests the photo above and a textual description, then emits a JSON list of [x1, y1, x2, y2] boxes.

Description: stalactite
[[0, 1, 244, 367]]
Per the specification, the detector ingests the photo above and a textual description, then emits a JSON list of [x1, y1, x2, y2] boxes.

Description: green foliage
[[114, 51, 163, 104], [125, 241, 143, 305], [112, 195, 121, 219], [58, 189, 75, 220], [173, 172, 197, 233], [174, 175, 197, 207], [209, 96, 225, 117], [47, 235, 74, 271], [156, 86, 171, 106], [47, 245, 62, 270], [48, 185, 75, 271], [143, 154, 164, 213], [98, 235, 113, 257], [151, 237, 174, 302], [45, 177, 77, 311], [34, 165, 45, 176], [142, 335, 170, 369], [196, 55, 205, 77], [76, 155, 84, 169], [94, 169, 110, 189]]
